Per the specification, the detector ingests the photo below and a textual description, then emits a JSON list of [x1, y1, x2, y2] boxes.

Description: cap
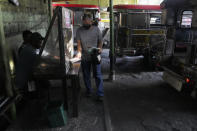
[[82, 13, 93, 21], [31, 32, 44, 41]]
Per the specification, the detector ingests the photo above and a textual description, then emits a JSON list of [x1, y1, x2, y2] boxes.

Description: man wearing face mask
[[76, 13, 104, 101]]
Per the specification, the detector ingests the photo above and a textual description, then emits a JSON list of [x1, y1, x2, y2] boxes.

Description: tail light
[[186, 78, 190, 83], [185, 77, 195, 87], [156, 63, 160, 67]]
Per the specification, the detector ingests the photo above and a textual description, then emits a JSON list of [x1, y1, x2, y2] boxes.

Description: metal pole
[[109, 0, 115, 81]]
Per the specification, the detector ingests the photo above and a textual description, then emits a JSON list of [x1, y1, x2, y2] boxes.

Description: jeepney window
[[74, 11, 84, 26], [150, 14, 161, 24], [181, 11, 193, 28]]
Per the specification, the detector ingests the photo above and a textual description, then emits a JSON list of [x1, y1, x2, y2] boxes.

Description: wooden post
[[58, 7, 68, 110], [58, 7, 65, 70], [0, 7, 16, 120], [48, 0, 52, 20]]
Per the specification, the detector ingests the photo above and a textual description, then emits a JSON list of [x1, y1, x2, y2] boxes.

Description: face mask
[[83, 24, 91, 29]]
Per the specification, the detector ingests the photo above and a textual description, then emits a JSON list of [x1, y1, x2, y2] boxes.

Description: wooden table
[[33, 61, 81, 117]]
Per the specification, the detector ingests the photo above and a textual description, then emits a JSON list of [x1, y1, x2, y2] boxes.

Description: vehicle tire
[[180, 84, 193, 98], [143, 51, 156, 70]]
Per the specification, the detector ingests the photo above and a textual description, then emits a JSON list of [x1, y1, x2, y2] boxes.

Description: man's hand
[[54, 56, 60, 59], [98, 48, 102, 54], [97, 41, 103, 54], [76, 40, 82, 58], [75, 52, 81, 58]]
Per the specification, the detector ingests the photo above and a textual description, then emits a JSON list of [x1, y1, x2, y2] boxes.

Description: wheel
[[143, 52, 155, 70]]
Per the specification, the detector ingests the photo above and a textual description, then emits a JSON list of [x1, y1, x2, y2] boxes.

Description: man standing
[[76, 14, 104, 101]]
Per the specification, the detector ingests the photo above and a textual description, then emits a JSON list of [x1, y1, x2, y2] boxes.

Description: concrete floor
[[7, 75, 105, 131], [6, 49, 197, 131], [101, 49, 197, 131]]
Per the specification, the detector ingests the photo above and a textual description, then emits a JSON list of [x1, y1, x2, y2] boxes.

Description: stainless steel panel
[[163, 71, 183, 92]]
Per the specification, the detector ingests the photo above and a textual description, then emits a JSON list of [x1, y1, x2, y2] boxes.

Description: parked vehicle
[[114, 4, 166, 67], [160, 0, 197, 98]]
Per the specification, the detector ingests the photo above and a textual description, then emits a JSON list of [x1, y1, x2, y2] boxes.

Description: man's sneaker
[[96, 96, 104, 102]]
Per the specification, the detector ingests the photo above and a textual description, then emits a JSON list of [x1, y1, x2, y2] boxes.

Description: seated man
[[18, 30, 32, 56], [15, 32, 44, 93]]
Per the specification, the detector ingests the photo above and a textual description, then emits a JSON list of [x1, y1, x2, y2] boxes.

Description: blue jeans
[[81, 60, 104, 96]]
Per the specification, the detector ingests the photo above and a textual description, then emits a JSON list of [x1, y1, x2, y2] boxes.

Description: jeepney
[[160, 0, 197, 98], [114, 5, 166, 66]]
